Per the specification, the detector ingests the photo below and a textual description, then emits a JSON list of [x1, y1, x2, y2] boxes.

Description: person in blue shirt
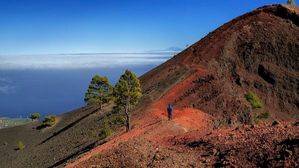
[[167, 104, 173, 120]]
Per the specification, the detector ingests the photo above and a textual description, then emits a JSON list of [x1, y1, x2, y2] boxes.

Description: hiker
[[167, 104, 173, 120]]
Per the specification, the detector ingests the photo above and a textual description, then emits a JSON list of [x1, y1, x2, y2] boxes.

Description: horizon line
[[0, 51, 182, 57]]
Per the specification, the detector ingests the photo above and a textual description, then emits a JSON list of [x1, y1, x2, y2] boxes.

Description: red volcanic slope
[[67, 4, 299, 168], [141, 4, 299, 122]]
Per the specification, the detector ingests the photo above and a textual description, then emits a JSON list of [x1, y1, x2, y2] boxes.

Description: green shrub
[[245, 92, 263, 109], [44, 116, 56, 126], [110, 114, 125, 125], [258, 112, 270, 119], [213, 118, 230, 128], [252, 112, 270, 124], [17, 141, 25, 150], [99, 127, 112, 140], [39, 116, 56, 128], [99, 116, 112, 139], [30, 112, 41, 120]]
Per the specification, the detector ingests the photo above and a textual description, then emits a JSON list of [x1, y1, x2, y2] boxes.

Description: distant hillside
[[0, 118, 31, 129]]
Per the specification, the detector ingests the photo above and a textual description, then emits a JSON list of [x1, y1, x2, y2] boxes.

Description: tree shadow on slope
[[48, 140, 107, 168], [39, 106, 101, 145]]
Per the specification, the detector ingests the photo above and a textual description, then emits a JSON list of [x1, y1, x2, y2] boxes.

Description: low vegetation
[[17, 141, 25, 150], [245, 92, 263, 109], [109, 114, 125, 125], [252, 111, 270, 124], [213, 118, 229, 128], [42, 116, 56, 127], [98, 112, 126, 140], [99, 116, 112, 139], [30, 112, 41, 120], [38, 116, 56, 129], [257, 111, 270, 119]]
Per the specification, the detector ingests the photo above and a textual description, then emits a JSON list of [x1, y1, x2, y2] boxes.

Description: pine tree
[[114, 70, 142, 132], [84, 75, 113, 109], [287, 0, 296, 5], [30, 112, 41, 120]]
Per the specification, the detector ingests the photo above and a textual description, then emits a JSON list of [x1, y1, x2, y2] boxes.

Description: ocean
[[0, 53, 172, 118]]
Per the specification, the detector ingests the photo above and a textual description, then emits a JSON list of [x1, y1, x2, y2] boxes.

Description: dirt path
[[66, 69, 212, 168]]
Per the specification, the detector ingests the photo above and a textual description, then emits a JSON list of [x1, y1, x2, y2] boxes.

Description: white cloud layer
[[0, 53, 173, 70], [0, 85, 15, 94], [0, 77, 15, 94]]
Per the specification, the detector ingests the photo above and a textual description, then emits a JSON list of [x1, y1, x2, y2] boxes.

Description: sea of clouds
[[0, 77, 15, 94], [0, 53, 173, 70]]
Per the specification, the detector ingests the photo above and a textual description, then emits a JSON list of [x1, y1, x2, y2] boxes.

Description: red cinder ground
[[66, 4, 299, 167], [66, 67, 298, 167]]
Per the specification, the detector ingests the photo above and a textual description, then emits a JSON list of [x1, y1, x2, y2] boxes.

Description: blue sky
[[0, 0, 286, 55]]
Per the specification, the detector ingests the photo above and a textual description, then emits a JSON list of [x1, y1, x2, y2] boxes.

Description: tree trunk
[[125, 105, 130, 132]]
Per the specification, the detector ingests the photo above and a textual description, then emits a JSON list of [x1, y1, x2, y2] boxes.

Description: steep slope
[[68, 4, 299, 168], [141, 4, 299, 123]]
